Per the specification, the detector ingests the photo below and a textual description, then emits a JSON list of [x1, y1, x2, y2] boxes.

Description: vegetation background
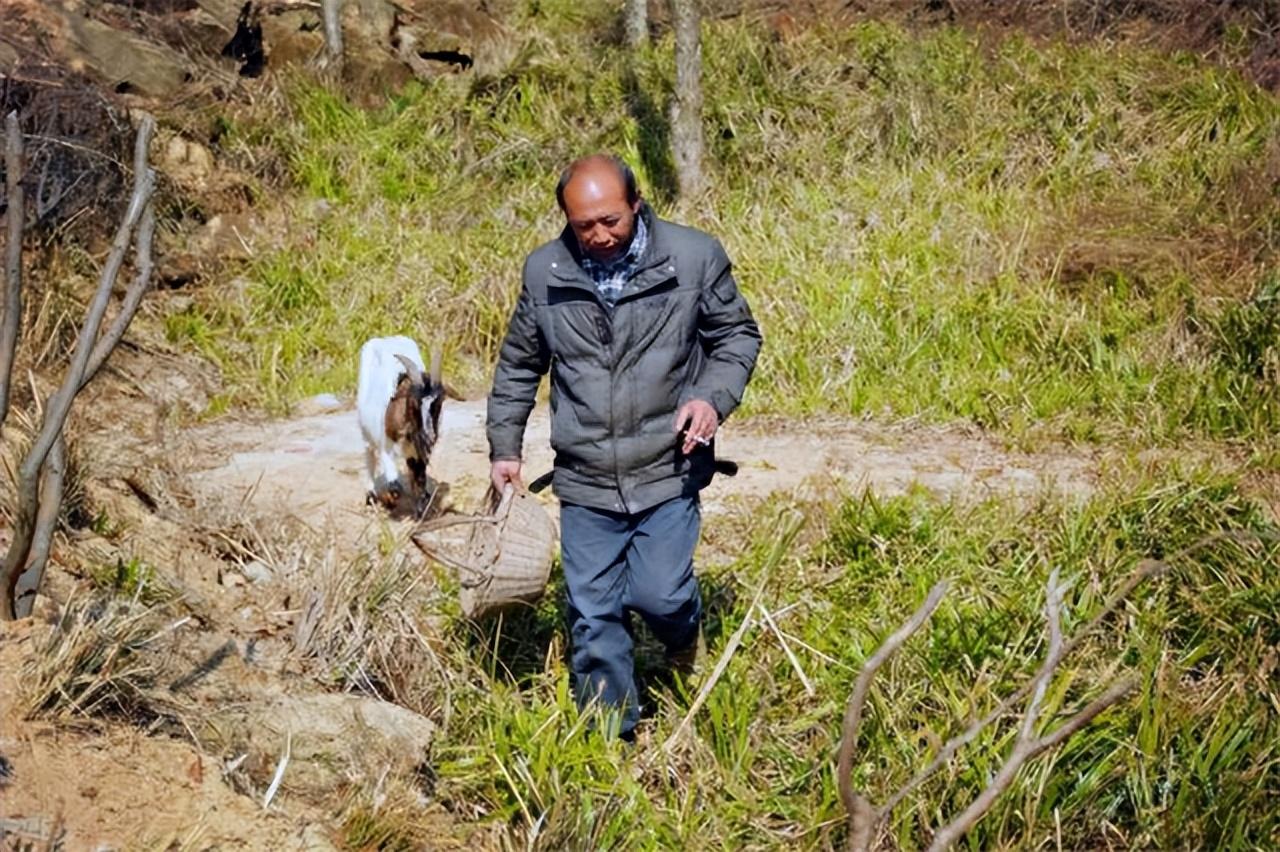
[[1, 0, 1278, 849]]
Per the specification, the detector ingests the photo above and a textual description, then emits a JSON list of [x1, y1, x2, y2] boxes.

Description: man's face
[[562, 166, 640, 263]]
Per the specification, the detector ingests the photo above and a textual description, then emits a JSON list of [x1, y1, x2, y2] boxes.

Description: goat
[[356, 336, 445, 516]]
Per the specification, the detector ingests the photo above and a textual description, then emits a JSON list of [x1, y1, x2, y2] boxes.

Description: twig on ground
[[759, 602, 815, 696], [662, 511, 804, 753], [663, 596, 759, 752], [262, 730, 292, 809]]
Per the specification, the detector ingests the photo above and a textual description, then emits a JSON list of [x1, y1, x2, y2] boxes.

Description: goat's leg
[[377, 446, 405, 509], [407, 455, 430, 517], [364, 443, 380, 505]]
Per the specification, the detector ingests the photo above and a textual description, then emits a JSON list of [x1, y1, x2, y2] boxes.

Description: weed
[[338, 772, 457, 851], [23, 593, 173, 721], [85, 556, 171, 606]]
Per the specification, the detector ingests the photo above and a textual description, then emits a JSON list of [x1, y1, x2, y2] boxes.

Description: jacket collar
[[549, 202, 674, 300]]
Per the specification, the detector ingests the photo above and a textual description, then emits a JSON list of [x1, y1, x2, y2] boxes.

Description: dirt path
[[186, 398, 1097, 530]]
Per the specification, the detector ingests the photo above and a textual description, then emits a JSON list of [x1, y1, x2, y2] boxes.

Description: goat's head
[[388, 349, 445, 467]]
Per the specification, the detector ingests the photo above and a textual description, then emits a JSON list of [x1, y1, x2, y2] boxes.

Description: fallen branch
[[759, 602, 814, 696], [838, 580, 950, 852], [261, 730, 292, 809], [838, 560, 1162, 852], [926, 676, 1135, 851], [879, 557, 1169, 818], [663, 592, 759, 752]]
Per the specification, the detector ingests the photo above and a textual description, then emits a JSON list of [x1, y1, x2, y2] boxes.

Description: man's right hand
[[490, 460, 524, 493]]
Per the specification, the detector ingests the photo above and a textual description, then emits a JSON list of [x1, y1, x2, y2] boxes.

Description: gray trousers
[[560, 494, 703, 738]]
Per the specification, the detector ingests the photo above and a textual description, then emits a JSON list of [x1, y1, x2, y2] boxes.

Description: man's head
[[556, 154, 642, 263]]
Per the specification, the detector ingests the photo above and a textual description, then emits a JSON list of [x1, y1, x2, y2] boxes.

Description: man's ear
[[631, 194, 642, 214]]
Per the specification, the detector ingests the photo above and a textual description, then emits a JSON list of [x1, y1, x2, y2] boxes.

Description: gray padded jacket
[[486, 203, 762, 513]]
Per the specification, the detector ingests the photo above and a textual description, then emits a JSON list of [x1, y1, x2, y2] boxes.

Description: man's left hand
[[674, 399, 718, 455]]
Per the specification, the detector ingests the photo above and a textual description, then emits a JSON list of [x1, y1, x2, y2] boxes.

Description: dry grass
[[22, 591, 181, 722], [1, 406, 90, 532], [286, 522, 461, 721], [338, 770, 462, 852]]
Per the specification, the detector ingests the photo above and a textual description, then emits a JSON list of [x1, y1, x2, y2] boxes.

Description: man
[[486, 154, 761, 740]]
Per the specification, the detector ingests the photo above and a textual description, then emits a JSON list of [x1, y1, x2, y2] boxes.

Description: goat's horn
[[428, 347, 442, 386], [394, 353, 425, 386]]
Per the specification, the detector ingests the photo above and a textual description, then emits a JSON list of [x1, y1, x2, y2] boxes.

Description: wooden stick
[[662, 599, 758, 752], [663, 511, 804, 752], [759, 602, 815, 696]]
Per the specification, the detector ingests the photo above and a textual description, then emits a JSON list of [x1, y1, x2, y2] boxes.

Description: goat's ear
[[394, 353, 425, 387], [428, 346, 443, 386]]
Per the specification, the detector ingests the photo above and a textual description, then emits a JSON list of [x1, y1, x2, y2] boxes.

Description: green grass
[[176, 10, 1279, 445], [136, 7, 1280, 846], [427, 471, 1279, 850]]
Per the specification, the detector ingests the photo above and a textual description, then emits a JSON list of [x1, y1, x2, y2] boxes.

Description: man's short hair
[[555, 154, 640, 211]]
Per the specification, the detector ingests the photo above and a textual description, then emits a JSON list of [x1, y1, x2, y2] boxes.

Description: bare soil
[[186, 398, 1098, 539]]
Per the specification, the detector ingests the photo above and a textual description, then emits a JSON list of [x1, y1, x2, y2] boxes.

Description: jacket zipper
[[602, 300, 622, 512]]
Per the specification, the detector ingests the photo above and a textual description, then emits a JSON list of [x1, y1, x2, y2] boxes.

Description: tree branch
[[839, 580, 950, 852], [9, 433, 66, 619], [925, 674, 1134, 852], [1, 113, 154, 620], [925, 571, 1067, 852], [1, 110, 24, 430], [1025, 676, 1136, 761], [81, 200, 156, 389]]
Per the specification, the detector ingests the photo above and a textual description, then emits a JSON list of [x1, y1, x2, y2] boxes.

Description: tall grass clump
[[23, 592, 175, 721], [424, 471, 1278, 849], [179, 9, 1280, 445]]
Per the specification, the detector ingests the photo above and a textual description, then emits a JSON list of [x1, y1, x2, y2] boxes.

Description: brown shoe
[[667, 629, 706, 681]]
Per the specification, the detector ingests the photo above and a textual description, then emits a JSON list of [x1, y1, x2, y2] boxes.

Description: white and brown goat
[[357, 336, 444, 515]]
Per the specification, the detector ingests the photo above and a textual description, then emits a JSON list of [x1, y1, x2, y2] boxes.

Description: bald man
[[486, 154, 761, 741]]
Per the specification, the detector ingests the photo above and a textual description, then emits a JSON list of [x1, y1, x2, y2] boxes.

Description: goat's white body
[[357, 335, 426, 494]]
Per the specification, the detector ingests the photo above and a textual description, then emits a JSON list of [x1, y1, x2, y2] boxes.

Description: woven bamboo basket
[[412, 483, 556, 619]]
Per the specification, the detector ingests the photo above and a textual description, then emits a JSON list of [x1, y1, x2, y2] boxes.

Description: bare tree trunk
[[625, 0, 648, 48], [321, 0, 344, 67], [1, 115, 156, 620], [670, 0, 705, 200], [1, 111, 23, 430], [10, 434, 65, 620]]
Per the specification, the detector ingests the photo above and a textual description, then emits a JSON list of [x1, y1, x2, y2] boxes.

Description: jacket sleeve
[[682, 240, 762, 421], [486, 260, 550, 461]]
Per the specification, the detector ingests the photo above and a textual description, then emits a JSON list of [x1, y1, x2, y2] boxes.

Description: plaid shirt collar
[[578, 214, 649, 307]]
